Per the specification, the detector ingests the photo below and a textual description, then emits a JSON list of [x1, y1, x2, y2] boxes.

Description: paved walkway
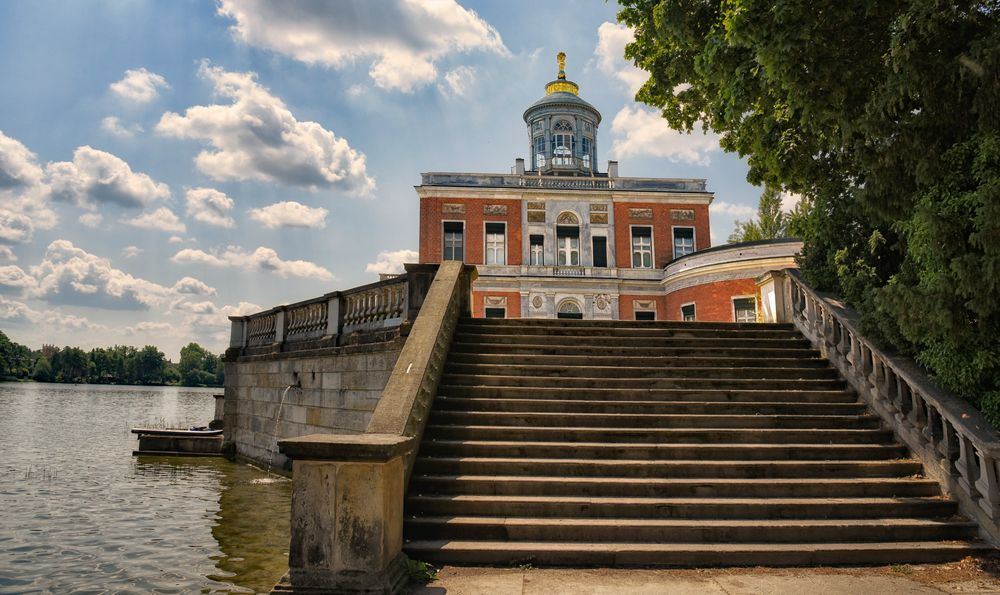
[[406, 561, 1000, 594]]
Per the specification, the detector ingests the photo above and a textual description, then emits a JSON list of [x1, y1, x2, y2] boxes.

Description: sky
[[0, 0, 768, 358]]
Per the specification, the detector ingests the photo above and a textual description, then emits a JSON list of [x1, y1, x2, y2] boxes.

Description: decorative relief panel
[[671, 209, 695, 220], [634, 299, 656, 311], [527, 211, 546, 223], [556, 211, 580, 224], [629, 208, 653, 219], [526, 201, 545, 210], [484, 296, 507, 307], [589, 213, 608, 224], [442, 203, 465, 214], [484, 204, 507, 216], [594, 294, 611, 312], [531, 295, 544, 310], [589, 204, 608, 212]]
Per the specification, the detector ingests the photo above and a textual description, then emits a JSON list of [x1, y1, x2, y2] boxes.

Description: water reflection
[[0, 383, 291, 595]]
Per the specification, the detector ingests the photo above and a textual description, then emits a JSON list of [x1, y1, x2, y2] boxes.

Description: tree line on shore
[[0, 331, 224, 387]]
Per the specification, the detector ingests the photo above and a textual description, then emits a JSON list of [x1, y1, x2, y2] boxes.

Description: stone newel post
[[272, 434, 413, 594]]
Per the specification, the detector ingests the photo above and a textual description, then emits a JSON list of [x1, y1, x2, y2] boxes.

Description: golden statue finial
[[557, 52, 566, 79], [545, 51, 579, 95]]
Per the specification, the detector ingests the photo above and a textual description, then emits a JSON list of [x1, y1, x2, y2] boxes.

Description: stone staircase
[[403, 318, 991, 566]]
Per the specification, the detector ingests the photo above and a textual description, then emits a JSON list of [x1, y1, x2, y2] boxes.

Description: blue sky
[[0, 0, 764, 357]]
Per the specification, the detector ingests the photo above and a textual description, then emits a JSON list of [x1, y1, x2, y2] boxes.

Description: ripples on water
[[0, 383, 291, 594]]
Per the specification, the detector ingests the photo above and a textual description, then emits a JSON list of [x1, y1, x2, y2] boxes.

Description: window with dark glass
[[534, 136, 546, 168], [442, 221, 464, 261], [485, 222, 505, 265], [681, 303, 696, 322], [529, 234, 544, 265], [635, 311, 655, 321], [734, 297, 757, 323], [673, 227, 695, 259], [484, 307, 506, 319], [592, 236, 607, 268], [631, 226, 653, 268], [556, 225, 580, 266]]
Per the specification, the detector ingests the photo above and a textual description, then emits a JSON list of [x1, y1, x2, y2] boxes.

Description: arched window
[[552, 121, 575, 165], [557, 299, 583, 319], [556, 212, 580, 266], [554, 120, 573, 131]]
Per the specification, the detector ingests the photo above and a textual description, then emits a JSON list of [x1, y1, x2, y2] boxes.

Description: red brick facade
[[419, 197, 523, 265], [618, 294, 668, 321], [471, 291, 523, 318], [612, 203, 710, 269], [664, 279, 759, 322]]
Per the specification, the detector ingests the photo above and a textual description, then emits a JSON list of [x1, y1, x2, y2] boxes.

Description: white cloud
[[0, 265, 36, 292], [186, 187, 235, 228], [168, 235, 186, 244], [0, 296, 101, 331], [217, 0, 508, 92], [365, 249, 418, 275], [172, 276, 216, 296], [101, 116, 143, 138], [610, 106, 719, 165], [0, 246, 16, 262], [47, 145, 170, 209], [124, 207, 186, 234], [247, 200, 327, 229], [710, 201, 756, 218], [172, 245, 334, 281], [123, 321, 174, 335], [109, 68, 169, 103], [0, 131, 57, 244], [122, 246, 143, 258], [29, 239, 175, 310], [781, 191, 802, 213], [594, 22, 646, 95], [156, 63, 375, 194], [173, 299, 218, 314], [79, 213, 103, 228], [438, 66, 476, 98]]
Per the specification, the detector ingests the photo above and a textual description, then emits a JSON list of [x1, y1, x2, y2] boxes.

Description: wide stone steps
[[422, 426, 892, 444], [403, 541, 992, 567], [441, 374, 846, 390], [405, 517, 976, 543], [433, 396, 869, 415], [404, 318, 989, 567], [437, 386, 859, 403], [412, 457, 925, 479], [408, 476, 942, 498]]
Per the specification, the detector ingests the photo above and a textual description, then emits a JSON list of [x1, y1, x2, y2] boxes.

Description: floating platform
[[131, 427, 224, 457]]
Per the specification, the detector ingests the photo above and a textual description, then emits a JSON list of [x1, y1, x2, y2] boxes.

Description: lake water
[[0, 382, 292, 594]]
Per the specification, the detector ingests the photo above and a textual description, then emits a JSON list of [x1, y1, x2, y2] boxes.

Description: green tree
[[728, 186, 787, 243], [52, 347, 90, 383], [178, 342, 222, 386], [134, 345, 167, 385], [619, 0, 1000, 423], [32, 356, 53, 382]]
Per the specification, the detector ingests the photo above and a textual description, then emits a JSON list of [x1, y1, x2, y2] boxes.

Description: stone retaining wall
[[223, 339, 404, 470]]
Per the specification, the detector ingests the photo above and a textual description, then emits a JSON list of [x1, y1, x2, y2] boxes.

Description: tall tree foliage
[[728, 186, 787, 243], [619, 0, 1000, 422]]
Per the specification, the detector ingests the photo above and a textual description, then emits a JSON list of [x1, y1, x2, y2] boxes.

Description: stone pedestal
[[272, 434, 413, 594]]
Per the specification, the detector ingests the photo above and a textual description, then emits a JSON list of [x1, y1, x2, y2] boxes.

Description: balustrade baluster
[[957, 435, 981, 502], [975, 454, 1000, 519]]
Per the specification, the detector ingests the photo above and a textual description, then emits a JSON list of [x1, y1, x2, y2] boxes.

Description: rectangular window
[[592, 236, 607, 268], [443, 222, 464, 261], [635, 311, 655, 321], [631, 226, 653, 268], [734, 297, 757, 323], [485, 222, 505, 265], [681, 303, 696, 322], [534, 136, 545, 168], [556, 225, 580, 266], [484, 307, 506, 319], [673, 227, 695, 259], [529, 234, 544, 266]]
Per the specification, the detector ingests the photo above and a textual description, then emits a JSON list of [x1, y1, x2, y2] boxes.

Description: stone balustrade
[[782, 270, 1000, 542], [419, 171, 707, 192], [229, 274, 412, 355]]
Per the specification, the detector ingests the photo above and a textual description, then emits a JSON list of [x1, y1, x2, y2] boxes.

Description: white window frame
[[630, 225, 654, 269], [484, 221, 506, 265], [680, 302, 696, 322], [732, 295, 757, 323], [442, 220, 465, 262], [556, 225, 580, 266], [529, 234, 545, 266], [671, 225, 696, 260]]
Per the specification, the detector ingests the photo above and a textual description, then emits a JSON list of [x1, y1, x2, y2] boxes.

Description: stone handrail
[[228, 274, 409, 354], [419, 172, 708, 192], [784, 270, 1000, 542]]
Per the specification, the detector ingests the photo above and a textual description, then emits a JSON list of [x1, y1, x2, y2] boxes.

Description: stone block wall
[[223, 339, 404, 470]]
